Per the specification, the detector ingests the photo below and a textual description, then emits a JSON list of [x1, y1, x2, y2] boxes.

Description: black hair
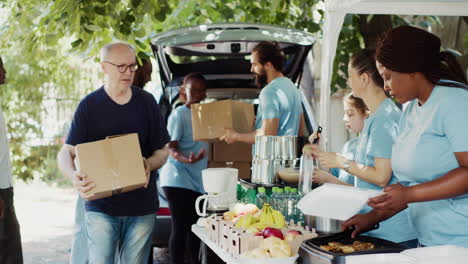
[[377, 26, 467, 88], [350, 49, 384, 88], [184, 72, 207, 89], [252, 41, 285, 72]]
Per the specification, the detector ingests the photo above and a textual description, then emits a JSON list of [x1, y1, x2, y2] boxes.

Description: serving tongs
[[312, 126, 322, 168]]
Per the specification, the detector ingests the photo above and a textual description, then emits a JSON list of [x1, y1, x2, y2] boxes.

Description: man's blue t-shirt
[[66, 86, 170, 216], [254, 77, 302, 136]]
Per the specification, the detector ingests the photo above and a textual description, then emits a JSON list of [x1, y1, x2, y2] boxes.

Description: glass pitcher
[[298, 153, 314, 195]]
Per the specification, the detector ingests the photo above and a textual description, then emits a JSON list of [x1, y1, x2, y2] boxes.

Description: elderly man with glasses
[[58, 42, 170, 264]]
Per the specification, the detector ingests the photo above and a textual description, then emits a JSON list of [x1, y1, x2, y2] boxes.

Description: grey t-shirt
[[0, 106, 12, 189]]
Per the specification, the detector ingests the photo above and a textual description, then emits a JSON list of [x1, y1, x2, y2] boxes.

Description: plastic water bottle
[[283, 187, 290, 219], [290, 188, 303, 224], [269, 187, 278, 209], [276, 188, 285, 214], [255, 187, 269, 208]]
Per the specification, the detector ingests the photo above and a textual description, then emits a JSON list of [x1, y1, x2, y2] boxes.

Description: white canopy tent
[[319, 0, 468, 150]]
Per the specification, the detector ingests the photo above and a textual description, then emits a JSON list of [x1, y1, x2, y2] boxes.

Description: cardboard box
[[208, 161, 251, 180], [191, 100, 255, 141], [211, 141, 252, 162], [75, 133, 146, 200]]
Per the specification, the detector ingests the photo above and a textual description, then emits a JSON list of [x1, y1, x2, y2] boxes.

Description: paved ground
[[14, 181, 169, 264]]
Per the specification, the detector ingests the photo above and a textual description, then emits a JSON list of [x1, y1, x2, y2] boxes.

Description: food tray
[[305, 232, 408, 257]]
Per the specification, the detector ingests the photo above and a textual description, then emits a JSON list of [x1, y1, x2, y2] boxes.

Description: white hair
[[100, 42, 136, 62]]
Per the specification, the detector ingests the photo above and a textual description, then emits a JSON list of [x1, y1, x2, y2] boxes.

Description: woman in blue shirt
[[159, 73, 208, 264], [344, 26, 468, 247], [309, 49, 417, 245]]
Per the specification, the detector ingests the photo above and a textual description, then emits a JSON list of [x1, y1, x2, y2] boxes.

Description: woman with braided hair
[[344, 25, 468, 247]]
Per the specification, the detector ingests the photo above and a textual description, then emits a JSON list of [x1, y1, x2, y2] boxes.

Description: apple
[[262, 227, 284, 240], [284, 230, 302, 241]]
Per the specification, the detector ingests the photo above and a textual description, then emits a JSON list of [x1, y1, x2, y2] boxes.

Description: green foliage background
[[0, 0, 462, 183]]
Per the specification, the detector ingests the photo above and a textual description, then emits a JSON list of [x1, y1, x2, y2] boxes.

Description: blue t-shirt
[[66, 86, 170, 216], [254, 77, 302, 136], [159, 105, 208, 193], [354, 98, 417, 243], [330, 137, 358, 185], [392, 83, 468, 247]]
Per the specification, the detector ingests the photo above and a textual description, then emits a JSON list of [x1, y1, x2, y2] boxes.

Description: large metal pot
[[276, 136, 297, 160], [305, 215, 345, 234], [254, 136, 277, 160], [251, 159, 278, 184]]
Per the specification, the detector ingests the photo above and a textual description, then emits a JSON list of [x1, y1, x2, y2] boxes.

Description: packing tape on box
[[102, 138, 122, 191]]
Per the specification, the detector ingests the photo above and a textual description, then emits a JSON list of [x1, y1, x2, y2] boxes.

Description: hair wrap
[[376, 26, 441, 74]]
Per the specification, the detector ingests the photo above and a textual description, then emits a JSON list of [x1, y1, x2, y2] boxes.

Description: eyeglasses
[[104, 61, 138, 73]]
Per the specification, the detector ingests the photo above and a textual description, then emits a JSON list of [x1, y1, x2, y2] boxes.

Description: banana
[[235, 213, 259, 229], [271, 209, 286, 228], [235, 215, 246, 228]]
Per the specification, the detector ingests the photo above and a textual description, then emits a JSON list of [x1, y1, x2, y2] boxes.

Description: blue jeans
[[70, 196, 88, 264], [86, 211, 155, 264]]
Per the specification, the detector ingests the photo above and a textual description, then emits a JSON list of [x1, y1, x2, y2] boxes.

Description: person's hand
[[143, 158, 151, 188], [368, 183, 411, 211], [342, 212, 381, 239], [188, 148, 206, 163], [302, 144, 321, 159], [0, 197, 5, 220], [312, 168, 335, 184], [308, 131, 320, 144], [72, 171, 95, 199], [318, 152, 346, 169], [220, 128, 238, 144]]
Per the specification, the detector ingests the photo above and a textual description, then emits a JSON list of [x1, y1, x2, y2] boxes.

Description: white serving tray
[[297, 183, 382, 221]]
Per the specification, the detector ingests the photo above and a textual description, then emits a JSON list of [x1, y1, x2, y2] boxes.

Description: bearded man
[[221, 41, 304, 144]]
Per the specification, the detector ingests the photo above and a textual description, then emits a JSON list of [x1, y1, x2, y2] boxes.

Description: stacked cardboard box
[[191, 99, 255, 141], [191, 99, 254, 179], [208, 141, 252, 179]]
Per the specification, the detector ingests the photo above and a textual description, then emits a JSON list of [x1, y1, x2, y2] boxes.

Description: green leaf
[[94, 6, 106, 15], [70, 39, 83, 48], [134, 39, 147, 49], [84, 24, 102, 32], [131, 0, 142, 8]]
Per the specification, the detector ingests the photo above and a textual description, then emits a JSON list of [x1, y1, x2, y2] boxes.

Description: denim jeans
[[70, 196, 88, 264], [86, 211, 155, 264]]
